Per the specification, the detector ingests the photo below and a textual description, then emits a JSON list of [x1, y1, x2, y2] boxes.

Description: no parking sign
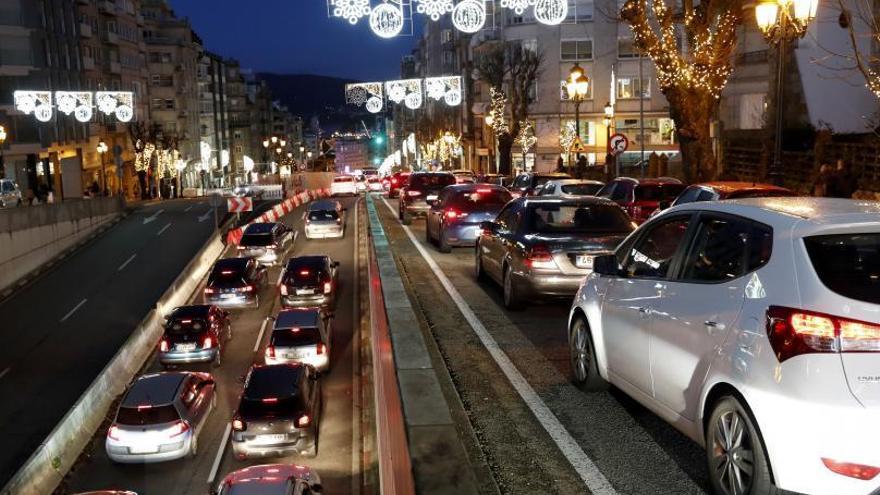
[[609, 133, 629, 156]]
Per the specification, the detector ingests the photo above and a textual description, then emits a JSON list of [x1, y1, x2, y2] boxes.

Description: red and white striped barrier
[[226, 188, 330, 245]]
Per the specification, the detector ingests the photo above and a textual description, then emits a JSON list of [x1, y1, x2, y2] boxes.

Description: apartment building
[[197, 50, 230, 186]]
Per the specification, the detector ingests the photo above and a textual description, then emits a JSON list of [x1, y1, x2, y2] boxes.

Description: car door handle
[[638, 307, 651, 316], [704, 321, 719, 327]]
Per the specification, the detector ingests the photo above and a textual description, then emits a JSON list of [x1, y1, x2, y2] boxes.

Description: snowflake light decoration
[[386, 79, 423, 108], [14, 91, 53, 122], [331, 0, 371, 24], [534, 0, 567, 25], [370, 1, 405, 38], [346, 82, 384, 113], [95, 91, 135, 122], [415, 0, 454, 21], [500, 0, 533, 15], [55, 91, 94, 123], [424, 76, 463, 106]]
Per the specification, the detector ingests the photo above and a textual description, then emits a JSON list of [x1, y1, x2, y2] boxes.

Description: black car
[[278, 256, 339, 311], [426, 184, 512, 252], [509, 172, 572, 197], [237, 222, 295, 266], [398, 172, 456, 225], [159, 305, 232, 367], [203, 257, 268, 309], [231, 364, 322, 459]]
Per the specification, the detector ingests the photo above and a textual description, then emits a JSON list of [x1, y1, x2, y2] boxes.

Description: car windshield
[[410, 174, 455, 188], [271, 327, 322, 347], [239, 233, 273, 246], [308, 210, 339, 222], [527, 204, 633, 234], [116, 404, 180, 425], [447, 189, 511, 209], [804, 233, 880, 304], [635, 184, 686, 202], [561, 184, 603, 196]]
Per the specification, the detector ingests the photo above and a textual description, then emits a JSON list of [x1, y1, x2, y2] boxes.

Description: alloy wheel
[[711, 410, 755, 495], [571, 322, 590, 382]]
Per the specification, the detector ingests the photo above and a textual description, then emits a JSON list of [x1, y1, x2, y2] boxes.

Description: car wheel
[[707, 397, 777, 495], [189, 436, 198, 458], [569, 317, 608, 391], [475, 247, 488, 282], [438, 229, 452, 253], [503, 265, 523, 310], [401, 211, 412, 225], [303, 436, 318, 458]]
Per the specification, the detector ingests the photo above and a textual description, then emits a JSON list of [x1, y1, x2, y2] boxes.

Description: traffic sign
[[568, 136, 587, 153], [609, 133, 629, 156], [227, 197, 253, 213]]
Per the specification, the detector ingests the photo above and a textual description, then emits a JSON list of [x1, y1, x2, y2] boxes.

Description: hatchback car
[[452, 170, 476, 184], [237, 222, 295, 266], [509, 172, 572, 198], [231, 364, 322, 459], [279, 256, 339, 310], [475, 196, 635, 309], [387, 172, 410, 198], [597, 177, 686, 224], [304, 200, 344, 239], [204, 257, 268, 309], [159, 305, 232, 367], [329, 176, 357, 197], [366, 176, 383, 193], [106, 372, 216, 463], [426, 184, 512, 252], [538, 179, 605, 197], [0, 179, 22, 208], [662, 181, 796, 211], [398, 172, 456, 224], [265, 309, 331, 372], [568, 197, 880, 495], [215, 464, 323, 495]]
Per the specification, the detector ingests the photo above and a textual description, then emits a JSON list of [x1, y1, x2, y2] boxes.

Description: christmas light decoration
[[559, 121, 577, 152], [14, 91, 53, 122], [415, 0, 454, 20], [534, 0, 567, 25], [516, 120, 537, 156], [386, 79, 423, 108], [331, 0, 372, 24], [452, 0, 486, 33], [366, 97, 384, 113], [95, 91, 135, 122], [404, 91, 423, 109], [346, 82, 385, 113], [500, 0, 531, 15], [55, 91, 94, 123], [370, 1, 405, 38], [425, 76, 463, 106], [487, 87, 509, 136]]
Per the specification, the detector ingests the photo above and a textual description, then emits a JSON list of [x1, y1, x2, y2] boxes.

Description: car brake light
[[324, 281, 332, 294], [221, 270, 234, 275], [300, 269, 310, 276], [525, 244, 556, 270], [297, 414, 311, 427], [159, 339, 169, 352], [406, 190, 421, 197], [766, 306, 880, 362], [232, 417, 246, 431], [317, 343, 326, 355], [203, 336, 213, 349], [822, 458, 880, 480], [262, 397, 278, 404], [445, 209, 468, 220], [168, 420, 190, 438], [476, 188, 492, 193], [236, 245, 246, 250], [280, 284, 288, 296], [107, 425, 120, 440], [204, 287, 215, 295], [265, 346, 275, 359], [241, 285, 254, 293], [391, 178, 398, 185]]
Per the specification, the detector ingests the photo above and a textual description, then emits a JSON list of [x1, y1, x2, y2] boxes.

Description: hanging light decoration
[[346, 82, 385, 113], [370, 1, 405, 38], [331, 0, 372, 24], [95, 91, 135, 122], [452, 0, 486, 33], [500, 0, 532, 15], [55, 91, 94, 123], [415, 0, 454, 20], [534, 0, 567, 25], [14, 91, 53, 122], [424, 76, 463, 106]]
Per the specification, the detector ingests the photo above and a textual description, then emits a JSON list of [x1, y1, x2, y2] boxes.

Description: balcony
[[98, 0, 116, 15], [0, 51, 35, 76], [109, 61, 121, 74], [103, 31, 119, 44], [79, 23, 92, 38], [82, 56, 95, 70]]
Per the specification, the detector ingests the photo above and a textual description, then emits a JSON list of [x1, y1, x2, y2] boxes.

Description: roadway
[[65, 196, 364, 495], [375, 196, 710, 495]]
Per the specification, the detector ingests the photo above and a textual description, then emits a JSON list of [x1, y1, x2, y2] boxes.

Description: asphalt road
[[376, 197, 710, 495], [64, 195, 364, 495]]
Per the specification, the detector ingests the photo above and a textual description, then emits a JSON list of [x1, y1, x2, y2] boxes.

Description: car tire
[[503, 265, 524, 311], [303, 436, 318, 458], [438, 230, 452, 253], [189, 436, 198, 458], [401, 211, 412, 226], [475, 247, 488, 282], [569, 317, 608, 391], [706, 396, 778, 495]]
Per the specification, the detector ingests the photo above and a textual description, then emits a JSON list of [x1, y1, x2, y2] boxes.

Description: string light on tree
[[487, 87, 509, 136], [331, 0, 371, 24], [559, 121, 577, 153], [452, 0, 487, 33], [534, 0, 568, 25], [516, 120, 537, 156], [370, 1, 405, 38], [415, 0, 454, 20]]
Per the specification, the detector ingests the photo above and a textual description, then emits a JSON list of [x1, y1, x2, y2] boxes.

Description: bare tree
[[835, 0, 880, 100], [621, 0, 741, 181]]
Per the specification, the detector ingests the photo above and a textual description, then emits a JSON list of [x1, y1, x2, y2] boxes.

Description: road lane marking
[[117, 253, 137, 272], [276, 269, 284, 287], [143, 208, 165, 224], [351, 196, 362, 495], [198, 209, 213, 223], [207, 423, 232, 485], [0, 368, 10, 380], [379, 196, 618, 494], [184, 205, 193, 212], [156, 222, 172, 236], [253, 318, 269, 353], [60, 298, 88, 323]]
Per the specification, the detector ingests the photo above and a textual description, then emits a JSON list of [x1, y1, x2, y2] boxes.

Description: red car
[[597, 177, 686, 224], [387, 172, 410, 198]]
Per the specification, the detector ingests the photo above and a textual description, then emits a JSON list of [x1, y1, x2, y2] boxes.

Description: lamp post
[[0, 125, 7, 174], [307, 151, 313, 170], [603, 102, 616, 178], [97, 141, 109, 195], [566, 64, 590, 138], [755, 0, 818, 185]]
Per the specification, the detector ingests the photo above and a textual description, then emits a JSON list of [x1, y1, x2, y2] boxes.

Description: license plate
[[575, 255, 594, 269], [129, 445, 158, 454], [296, 288, 315, 295], [176, 343, 196, 352], [221, 293, 235, 299], [255, 434, 286, 444], [426, 194, 438, 201]]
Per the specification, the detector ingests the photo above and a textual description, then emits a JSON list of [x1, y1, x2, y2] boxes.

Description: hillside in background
[[257, 73, 357, 122]]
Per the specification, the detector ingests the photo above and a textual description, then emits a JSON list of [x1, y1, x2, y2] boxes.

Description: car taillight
[[241, 285, 254, 293], [297, 414, 311, 427], [525, 244, 556, 270], [392, 178, 398, 185], [822, 458, 880, 480], [336, 217, 342, 225], [107, 425, 120, 440], [406, 190, 421, 197], [168, 420, 190, 438], [323, 281, 332, 294], [267, 244, 277, 249], [204, 287, 215, 295], [444, 209, 468, 220], [265, 346, 275, 359], [766, 306, 880, 362], [236, 245, 246, 250], [280, 284, 288, 296], [317, 343, 326, 355], [232, 417, 246, 431], [159, 339, 169, 352], [203, 336, 213, 349]]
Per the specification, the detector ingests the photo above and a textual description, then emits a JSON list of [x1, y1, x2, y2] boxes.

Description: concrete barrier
[[0, 229, 226, 495], [0, 197, 125, 296], [226, 188, 330, 245]]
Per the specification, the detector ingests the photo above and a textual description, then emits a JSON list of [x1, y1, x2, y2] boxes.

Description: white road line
[[184, 205, 193, 212], [156, 222, 172, 236], [207, 423, 232, 485], [253, 318, 269, 353], [117, 253, 137, 272], [351, 196, 362, 495], [60, 298, 88, 323], [379, 196, 618, 495], [0, 368, 10, 380], [275, 269, 284, 287]]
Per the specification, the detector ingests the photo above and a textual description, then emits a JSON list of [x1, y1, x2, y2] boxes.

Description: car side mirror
[[480, 221, 497, 233], [593, 254, 621, 277]]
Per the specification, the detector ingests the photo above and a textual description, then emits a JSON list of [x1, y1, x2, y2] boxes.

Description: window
[[618, 37, 638, 58], [616, 77, 650, 98], [561, 119, 595, 146], [561, 39, 593, 60], [151, 74, 173, 86], [622, 216, 690, 278], [151, 98, 164, 110], [496, 203, 522, 233], [441, 29, 453, 43], [680, 216, 763, 282], [804, 233, 880, 304], [567, 0, 594, 20]]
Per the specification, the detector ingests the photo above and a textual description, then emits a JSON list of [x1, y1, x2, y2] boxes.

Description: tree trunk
[[667, 88, 717, 183], [498, 133, 513, 176]]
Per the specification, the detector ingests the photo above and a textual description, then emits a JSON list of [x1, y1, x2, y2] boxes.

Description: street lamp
[[566, 64, 590, 137], [0, 125, 7, 173], [97, 140, 109, 195], [755, 0, 818, 185], [603, 102, 617, 177]]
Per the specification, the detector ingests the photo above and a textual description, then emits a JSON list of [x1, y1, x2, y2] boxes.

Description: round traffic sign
[[609, 133, 629, 156]]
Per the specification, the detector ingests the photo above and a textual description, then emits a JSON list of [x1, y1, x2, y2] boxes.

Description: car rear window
[[333, 177, 353, 183], [534, 176, 561, 187], [725, 189, 796, 200], [447, 189, 511, 209], [166, 318, 208, 334], [527, 204, 634, 234], [561, 184, 603, 196], [239, 233, 273, 246], [308, 210, 339, 222], [270, 327, 322, 347], [409, 174, 455, 189], [804, 233, 880, 304], [116, 404, 180, 425], [284, 265, 325, 286], [635, 184, 686, 201], [208, 267, 247, 288]]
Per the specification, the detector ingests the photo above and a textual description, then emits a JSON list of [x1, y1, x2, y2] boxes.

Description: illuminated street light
[[97, 141, 109, 195], [566, 64, 590, 137]]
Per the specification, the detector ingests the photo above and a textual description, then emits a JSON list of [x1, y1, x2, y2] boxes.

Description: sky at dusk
[[169, 0, 419, 81]]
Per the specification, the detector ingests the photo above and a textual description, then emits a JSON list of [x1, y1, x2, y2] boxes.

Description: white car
[[264, 309, 331, 373], [330, 176, 357, 197], [304, 200, 344, 239], [537, 179, 604, 197], [367, 176, 384, 193], [568, 197, 880, 495], [0, 179, 22, 208]]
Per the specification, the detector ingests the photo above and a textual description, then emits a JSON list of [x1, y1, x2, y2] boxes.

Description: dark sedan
[[203, 257, 268, 309], [475, 196, 635, 309], [426, 184, 512, 252]]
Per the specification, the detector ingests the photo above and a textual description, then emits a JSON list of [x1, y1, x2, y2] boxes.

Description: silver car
[[0, 179, 22, 208], [475, 196, 635, 309], [237, 222, 295, 266], [303, 200, 344, 239], [106, 372, 216, 463], [265, 309, 332, 372], [537, 179, 605, 197], [216, 464, 323, 494]]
